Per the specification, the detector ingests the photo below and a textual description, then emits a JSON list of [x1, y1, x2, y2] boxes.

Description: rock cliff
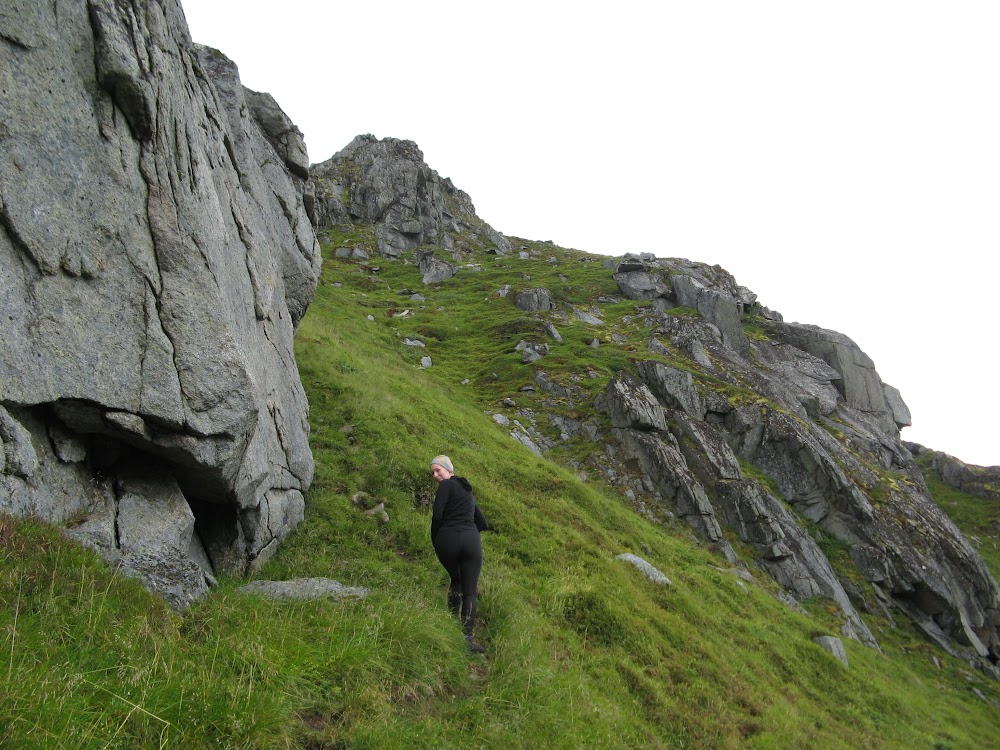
[[0, 0, 319, 607], [597, 256, 997, 659], [312, 139, 999, 670]]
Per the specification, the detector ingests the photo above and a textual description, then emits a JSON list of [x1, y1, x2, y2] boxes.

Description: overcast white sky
[[180, 0, 999, 467]]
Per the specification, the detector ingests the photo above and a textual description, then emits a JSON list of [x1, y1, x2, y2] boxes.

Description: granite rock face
[[597, 254, 998, 662], [0, 0, 320, 606]]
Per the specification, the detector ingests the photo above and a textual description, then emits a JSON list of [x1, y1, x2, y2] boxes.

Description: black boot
[[463, 605, 485, 654]]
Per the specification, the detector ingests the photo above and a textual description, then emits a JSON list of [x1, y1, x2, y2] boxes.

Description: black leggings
[[433, 527, 482, 627]]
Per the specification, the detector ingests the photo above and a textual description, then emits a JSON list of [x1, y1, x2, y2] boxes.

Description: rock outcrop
[[311, 134, 511, 257], [911, 445, 1000, 502], [0, 0, 320, 607], [599, 254, 998, 662]]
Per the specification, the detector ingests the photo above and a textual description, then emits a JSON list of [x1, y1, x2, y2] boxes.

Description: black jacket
[[431, 476, 488, 543]]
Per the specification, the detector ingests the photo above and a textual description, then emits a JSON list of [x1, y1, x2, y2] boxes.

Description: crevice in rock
[[111, 473, 122, 550], [188, 496, 243, 575], [267, 402, 297, 484], [0, 196, 49, 275], [0, 32, 31, 50], [272, 189, 312, 260], [222, 133, 240, 181]]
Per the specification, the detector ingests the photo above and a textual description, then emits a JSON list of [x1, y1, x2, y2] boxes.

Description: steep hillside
[[309, 135, 1000, 672], [4, 232, 1000, 747], [2, 0, 999, 744]]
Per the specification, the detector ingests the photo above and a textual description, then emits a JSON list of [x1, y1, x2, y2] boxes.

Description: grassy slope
[[1, 239, 998, 749]]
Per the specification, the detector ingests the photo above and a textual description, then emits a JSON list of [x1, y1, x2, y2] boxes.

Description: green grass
[[2, 240, 999, 748]]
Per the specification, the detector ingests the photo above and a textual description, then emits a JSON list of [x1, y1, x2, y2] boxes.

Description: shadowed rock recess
[[0, 0, 319, 607], [314, 136, 999, 672]]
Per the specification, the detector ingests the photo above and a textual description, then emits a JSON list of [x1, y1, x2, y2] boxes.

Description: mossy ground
[[1, 237, 998, 748]]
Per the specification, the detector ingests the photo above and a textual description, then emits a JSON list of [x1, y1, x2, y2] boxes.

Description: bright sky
[[180, 0, 999, 467]]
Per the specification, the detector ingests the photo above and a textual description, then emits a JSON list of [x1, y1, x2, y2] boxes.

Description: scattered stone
[[402, 338, 426, 347], [334, 246, 369, 260], [636, 360, 706, 421], [515, 288, 553, 312], [367, 315, 375, 321], [570, 306, 604, 326], [535, 371, 585, 400], [363, 502, 390, 523], [616, 258, 646, 273], [493, 414, 510, 426], [616, 553, 671, 585], [410, 293, 426, 302], [590, 338, 601, 348], [544, 322, 563, 342], [48, 422, 87, 464], [615, 270, 671, 303], [420, 255, 457, 284], [502, 398, 516, 407], [726, 568, 755, 583], [420, 356, 432, 368], [238, 578, 369, 601], [813, 636, 849, 667], [510, 429, 542, 455], [498, 284, 512, 298], [515, 340, 549, 363], [461, 378, 470, 384]]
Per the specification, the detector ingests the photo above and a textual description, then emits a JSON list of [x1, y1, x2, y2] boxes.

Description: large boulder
[[0, 0, 320, 605], [515, 287, 553, 312], [763, 321, 907, 433], [672, 274, 750, 358], [614, 270, 672, 307]]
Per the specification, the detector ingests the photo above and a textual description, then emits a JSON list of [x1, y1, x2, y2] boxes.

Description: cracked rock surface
[[1, 0, 320, 606]]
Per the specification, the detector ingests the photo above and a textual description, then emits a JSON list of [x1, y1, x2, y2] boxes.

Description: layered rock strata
[[603, 254, 998, 663]]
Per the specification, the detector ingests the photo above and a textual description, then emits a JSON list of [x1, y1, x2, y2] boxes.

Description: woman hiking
[[429, 455, 488, 654]]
